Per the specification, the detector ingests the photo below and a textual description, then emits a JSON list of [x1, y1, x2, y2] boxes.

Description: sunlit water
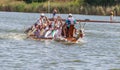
[[0, 12, 120, 70]]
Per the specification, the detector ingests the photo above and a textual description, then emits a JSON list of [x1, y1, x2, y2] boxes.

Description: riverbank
[[0, 0, 120, 16]]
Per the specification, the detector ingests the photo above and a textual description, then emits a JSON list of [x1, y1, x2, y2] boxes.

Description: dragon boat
[[24, 17, 87, 44]]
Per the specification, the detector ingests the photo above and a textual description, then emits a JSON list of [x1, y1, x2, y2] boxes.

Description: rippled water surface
[[0, 12, 120, 70]]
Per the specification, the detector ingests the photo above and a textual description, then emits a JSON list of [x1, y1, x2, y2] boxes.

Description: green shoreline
[[0, 1, 120, 16]]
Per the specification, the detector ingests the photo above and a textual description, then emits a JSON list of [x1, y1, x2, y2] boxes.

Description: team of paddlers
[[25, 13, 84, 41]]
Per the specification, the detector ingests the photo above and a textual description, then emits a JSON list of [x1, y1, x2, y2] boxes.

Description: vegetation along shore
[[0, 0, 120, 16]]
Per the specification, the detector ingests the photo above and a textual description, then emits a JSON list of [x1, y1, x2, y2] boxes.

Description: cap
[[68, 13, 72, 17], [41, 13, 45, 16]]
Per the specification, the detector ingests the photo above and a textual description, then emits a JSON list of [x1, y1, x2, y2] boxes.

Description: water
[[0, 12, 120, 70]]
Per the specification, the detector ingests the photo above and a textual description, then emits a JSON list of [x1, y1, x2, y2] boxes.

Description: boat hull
[[27, 35, 82, 44]]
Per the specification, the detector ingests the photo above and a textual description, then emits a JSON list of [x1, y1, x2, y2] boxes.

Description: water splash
[[0, 33, 27, 40]]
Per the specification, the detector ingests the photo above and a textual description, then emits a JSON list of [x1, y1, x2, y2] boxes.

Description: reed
[[114, 5, 120, 15], [0, 0, 120, 16]]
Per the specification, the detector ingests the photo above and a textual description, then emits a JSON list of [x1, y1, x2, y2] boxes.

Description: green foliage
[[23, 0, 48, 3], [15, 4, 25, 12], [84, 0, 120, 6], [1, 0, 120, 15], [76, 0, 84, 5], [24, 0, 32, 3]]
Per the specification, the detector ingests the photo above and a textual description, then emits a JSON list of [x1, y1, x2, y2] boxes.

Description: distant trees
[[15, 0, 120, 6], [23, 0, 48, 3], [84, 0, 120, 6]]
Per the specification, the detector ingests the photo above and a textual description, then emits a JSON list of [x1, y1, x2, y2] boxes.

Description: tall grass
[[0, 0, 120, 16]]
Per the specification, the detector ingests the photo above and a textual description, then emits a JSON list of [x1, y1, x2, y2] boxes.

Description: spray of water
[[0, 33, 27, 40]]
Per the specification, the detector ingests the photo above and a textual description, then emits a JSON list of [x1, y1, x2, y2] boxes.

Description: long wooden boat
[[25, 18, 88, 44]]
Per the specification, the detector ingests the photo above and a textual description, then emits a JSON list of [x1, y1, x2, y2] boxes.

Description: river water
[[0, 12, 120, 70]]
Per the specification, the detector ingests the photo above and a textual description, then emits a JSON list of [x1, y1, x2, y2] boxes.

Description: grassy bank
[[0, 0, 120, 16]]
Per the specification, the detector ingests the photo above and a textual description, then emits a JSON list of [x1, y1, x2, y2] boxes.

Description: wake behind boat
[[25, 13, 85, 44]]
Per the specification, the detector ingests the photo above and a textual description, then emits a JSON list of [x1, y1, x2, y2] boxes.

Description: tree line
[[19, 0, 120, 6], [20, 0, 47, 3], [84, 0, 120, 6]]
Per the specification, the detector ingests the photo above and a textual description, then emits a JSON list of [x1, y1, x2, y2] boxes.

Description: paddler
[[110, 10, 114, 21], [65, 13, 77, 38], [52, 16, 63, 38], [53, 8, 57, 18], [37, 13, 50, 26]]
